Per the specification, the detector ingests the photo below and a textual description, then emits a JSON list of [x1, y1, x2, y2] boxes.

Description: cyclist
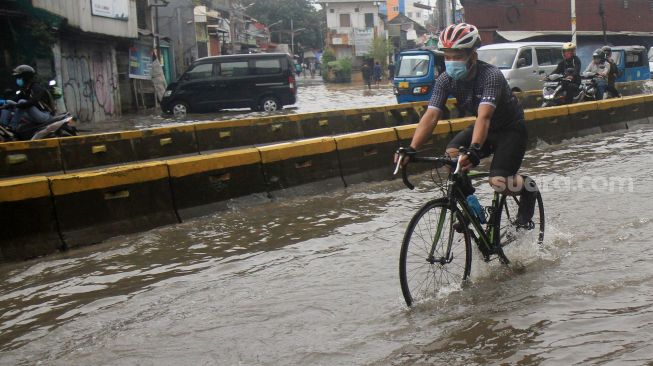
[[550, 42, 581, 104], [396, 23, 537, 227]]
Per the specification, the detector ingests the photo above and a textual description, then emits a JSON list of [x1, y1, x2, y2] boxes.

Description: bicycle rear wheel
[[399, 199, 472, 307], [497, 192, 545, 247]]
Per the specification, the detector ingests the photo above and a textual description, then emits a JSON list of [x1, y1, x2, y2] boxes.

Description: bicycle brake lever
[[393, 155, 403, 175]]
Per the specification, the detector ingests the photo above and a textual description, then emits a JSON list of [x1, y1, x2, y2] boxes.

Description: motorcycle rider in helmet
[[602, 46, 621, 98], [0, 65, 55, 130], [550, 42, 581, 104], [585, 49, 610, 100]]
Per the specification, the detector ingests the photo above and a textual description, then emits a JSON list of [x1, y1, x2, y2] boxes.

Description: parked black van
[[161, 53, 297, 115]]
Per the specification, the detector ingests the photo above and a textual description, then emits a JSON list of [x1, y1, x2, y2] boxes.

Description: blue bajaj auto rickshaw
[[393, 49, 445, 104], [610, 46, 651, 82]]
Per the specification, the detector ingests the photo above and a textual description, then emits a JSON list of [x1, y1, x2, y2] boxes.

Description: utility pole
[[291, 18, 294, 55], [570, 0, 576, 45], [451, 0, 456, 24], [599, 0, 607, 44]]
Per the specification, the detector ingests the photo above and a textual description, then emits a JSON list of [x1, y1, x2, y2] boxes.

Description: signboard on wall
[[129, 43, 152, 80], [91, 0, 129, 20], [353, 28, 374, 56]]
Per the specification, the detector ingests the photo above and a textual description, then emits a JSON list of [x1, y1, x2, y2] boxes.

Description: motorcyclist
[[585, 49, 610, 100], [0, 65, 55, 130], [549, 42, 581, 104], [602, 46, 621, 98]]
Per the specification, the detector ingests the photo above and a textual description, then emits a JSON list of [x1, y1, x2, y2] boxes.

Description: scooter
[[541, 74, 584, 107], [579, 72, 614, 101]]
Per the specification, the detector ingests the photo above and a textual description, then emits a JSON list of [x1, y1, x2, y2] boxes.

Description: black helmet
[[592, 49, 605, 60], [12, 65, 35, 77]]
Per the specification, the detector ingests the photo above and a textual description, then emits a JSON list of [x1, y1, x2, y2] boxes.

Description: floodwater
[[1, 125, 652, 365], [83, 78, 397, 133]]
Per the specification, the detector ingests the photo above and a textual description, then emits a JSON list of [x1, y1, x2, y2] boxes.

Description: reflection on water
[[1, 126, 652, 365]]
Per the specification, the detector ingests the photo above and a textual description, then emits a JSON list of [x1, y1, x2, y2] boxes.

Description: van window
[[186, 63, 214, 80], [535, 48, 555, 66], [625, 51, 646, 67], [550, 49, 564, 65], [477, 49, 517, 69], [397, 55, 430, 77], [219, 61, 250, 77], [255, 59, 282, 75], [517, 48, 532, 68]]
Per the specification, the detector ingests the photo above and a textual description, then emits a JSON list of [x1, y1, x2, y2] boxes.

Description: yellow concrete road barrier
[[167, 148, 266, 219], [133, 125, 199, 160], [195, 119, 256, 152], [335, 128, 398, 185], [49, 162, 178, 248], [59, 130, 141, 172], [0, 139, 63, 178], [259, 137, 341, 192], [0, 176, 62, 262]]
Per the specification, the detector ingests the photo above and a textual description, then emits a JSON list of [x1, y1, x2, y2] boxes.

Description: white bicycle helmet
[[438, 23, 482, 50]]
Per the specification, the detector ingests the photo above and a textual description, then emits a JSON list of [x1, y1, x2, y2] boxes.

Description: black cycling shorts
[[447, 121, 528, 177]]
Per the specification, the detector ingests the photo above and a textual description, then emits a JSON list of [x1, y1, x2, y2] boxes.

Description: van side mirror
[[517, 58, 527, 68]]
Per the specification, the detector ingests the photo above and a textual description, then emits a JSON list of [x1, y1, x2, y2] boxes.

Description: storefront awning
[[496, 30, 653, 42]]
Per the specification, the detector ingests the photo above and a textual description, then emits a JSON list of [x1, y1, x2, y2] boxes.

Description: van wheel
[[260, 96, 280, 112], [172, 101, 189, 117]]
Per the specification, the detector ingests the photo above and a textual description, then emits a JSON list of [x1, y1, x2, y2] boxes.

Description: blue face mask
[[445, 60, 469, 80], [16, 78, 24, 87]]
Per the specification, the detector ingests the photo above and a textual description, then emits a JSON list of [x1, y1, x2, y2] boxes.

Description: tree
[[367, 36, 391, 73], [247, 0, 325, 51]]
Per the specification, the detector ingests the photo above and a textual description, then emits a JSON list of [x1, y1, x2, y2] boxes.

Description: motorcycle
[[579, 72, 613, 101], [0, 79, 77, 141], [541, 74, 584, 107]]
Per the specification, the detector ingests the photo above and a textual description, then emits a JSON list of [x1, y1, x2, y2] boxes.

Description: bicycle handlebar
[[393, 154, 460, 190]]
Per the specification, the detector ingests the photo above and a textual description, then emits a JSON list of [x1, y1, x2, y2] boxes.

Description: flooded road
[[83, 78, 397, 133], [1, 125, 652, 365]]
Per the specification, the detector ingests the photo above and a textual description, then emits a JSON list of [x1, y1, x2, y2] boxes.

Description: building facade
[[319, 0, 386, 60], [461, 0, 653, 47]]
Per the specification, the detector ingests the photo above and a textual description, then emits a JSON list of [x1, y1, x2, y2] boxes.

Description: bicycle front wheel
[[399, 199, 472, 307]]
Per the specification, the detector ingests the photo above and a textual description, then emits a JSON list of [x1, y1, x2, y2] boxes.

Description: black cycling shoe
[[516, 176, 537, 229], [453, 216, 469, 233]]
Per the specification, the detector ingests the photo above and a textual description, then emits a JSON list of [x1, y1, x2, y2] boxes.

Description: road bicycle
[[394, 150, 545, 307]]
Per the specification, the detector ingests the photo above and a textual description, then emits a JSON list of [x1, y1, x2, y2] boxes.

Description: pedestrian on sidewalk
[[361, 62, 372, 90], [373, 61, 382, 88]]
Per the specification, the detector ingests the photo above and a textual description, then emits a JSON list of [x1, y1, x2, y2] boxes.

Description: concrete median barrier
[[259, 137, 342, 193], [59, 131, 141, 171], [565, 102, 602, 139], [335, 128, 398, 185], [49, 162, 178, 248], [167, 148, 266, 219], [620, 95, 651, 128], [386, 105, 421, 125], [596, 98, 627, 132], [297, 111, 338, 138], [0, 139, 63, 178], [195, 119, 256, 152], [252, 116, 303, 145], [0, 176, 62, 262], [344, 107, 390, 132], [133, 125, 199, 160], [395, 121, 451, 156]]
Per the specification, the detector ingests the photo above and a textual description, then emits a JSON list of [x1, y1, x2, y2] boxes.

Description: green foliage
[[247, 0, 325, 50], [327, 58, 352, 82], [321, 47, 336, 64], [367, 36, 391, 72]]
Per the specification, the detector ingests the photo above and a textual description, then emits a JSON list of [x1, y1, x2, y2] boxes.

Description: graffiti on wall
[[60, 44, 119, 123]]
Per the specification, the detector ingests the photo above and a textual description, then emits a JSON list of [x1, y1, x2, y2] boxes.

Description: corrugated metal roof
[[497, 30, 653, 42]]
